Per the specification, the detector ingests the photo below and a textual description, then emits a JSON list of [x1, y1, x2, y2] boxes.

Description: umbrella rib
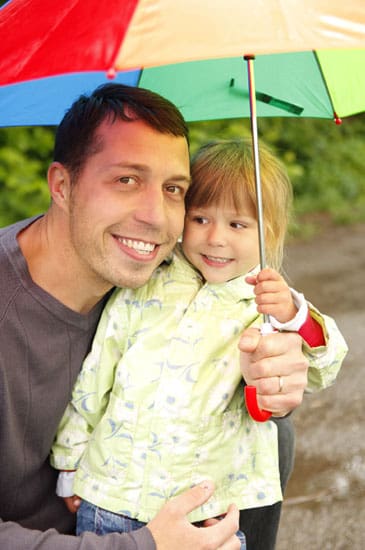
[[312, 50, 341, 123], [255, 92, 304, 116], [229, 78, 304, 115]]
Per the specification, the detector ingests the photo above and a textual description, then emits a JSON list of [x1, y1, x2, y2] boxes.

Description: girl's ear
[[47, 162, 72, 210]]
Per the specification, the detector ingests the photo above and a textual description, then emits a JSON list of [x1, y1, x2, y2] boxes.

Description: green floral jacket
[[51, 247, 348, 522]]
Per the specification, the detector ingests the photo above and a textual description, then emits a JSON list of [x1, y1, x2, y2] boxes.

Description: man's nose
[[134, 186, 167, 227]]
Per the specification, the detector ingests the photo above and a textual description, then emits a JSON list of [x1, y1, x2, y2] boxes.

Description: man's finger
[[202, 504, 240, 548], [218, 535, 241, 550], [238, 327, 261, 353], [168, 480, 215, 516]]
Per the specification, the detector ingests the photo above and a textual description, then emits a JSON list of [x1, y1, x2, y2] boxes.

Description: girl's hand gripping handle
[[244, 322, 273, 422]]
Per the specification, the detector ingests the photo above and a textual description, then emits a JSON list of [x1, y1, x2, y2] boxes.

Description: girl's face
[[182, 199, 259, 283]]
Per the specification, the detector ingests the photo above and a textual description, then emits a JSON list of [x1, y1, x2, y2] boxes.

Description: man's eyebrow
[[109, 162, 191, 184], [108, 162, 150, 172], [168, 174, 192, 185]]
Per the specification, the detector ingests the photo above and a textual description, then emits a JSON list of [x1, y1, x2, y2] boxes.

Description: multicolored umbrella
[[0, 0, 365, 126], [1, 0, 365, 420]]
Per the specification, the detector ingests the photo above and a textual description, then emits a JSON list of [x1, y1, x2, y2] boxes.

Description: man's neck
[[17, 214, 110, 314]]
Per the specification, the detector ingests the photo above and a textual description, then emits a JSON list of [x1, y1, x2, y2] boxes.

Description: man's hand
[[239, 327, 308, 417], [147, 480, 240, 550]]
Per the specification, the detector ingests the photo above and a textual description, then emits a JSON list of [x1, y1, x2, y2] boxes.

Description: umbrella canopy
[[0, 0, 365, 126]]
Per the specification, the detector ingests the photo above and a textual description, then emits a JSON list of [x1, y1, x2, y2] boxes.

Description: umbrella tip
[[107, 67, 117, 80], [333, 112, 342, 125]]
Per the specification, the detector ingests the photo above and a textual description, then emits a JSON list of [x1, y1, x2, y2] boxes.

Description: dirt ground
[[276, 220, 365, 549]]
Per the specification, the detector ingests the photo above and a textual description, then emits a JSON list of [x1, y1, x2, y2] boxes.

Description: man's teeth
[[205, 255, 230, 264], [120, 238, 155, 254]]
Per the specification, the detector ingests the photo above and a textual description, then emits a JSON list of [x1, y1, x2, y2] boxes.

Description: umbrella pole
[[244, 55, 270, 325], [243, 56, 273, 423]]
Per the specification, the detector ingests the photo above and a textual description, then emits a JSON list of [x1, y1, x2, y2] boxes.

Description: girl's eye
[[194, 216, 208, 224], [231, 221, 247, 229]]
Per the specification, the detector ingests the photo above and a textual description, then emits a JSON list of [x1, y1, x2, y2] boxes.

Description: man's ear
[[47, 162, 72, 210]]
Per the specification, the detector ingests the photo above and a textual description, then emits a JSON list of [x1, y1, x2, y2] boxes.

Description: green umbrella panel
[[140, 49, 365, 123]]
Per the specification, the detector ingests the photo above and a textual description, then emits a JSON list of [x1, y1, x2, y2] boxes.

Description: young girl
[[51, 139, 347, 548]]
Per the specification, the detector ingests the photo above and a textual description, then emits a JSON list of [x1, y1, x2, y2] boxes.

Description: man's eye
[[166, 185, 184, 196], [118, 176, 136, 185]]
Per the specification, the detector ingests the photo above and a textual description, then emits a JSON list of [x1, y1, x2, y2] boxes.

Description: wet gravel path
[[276, 222, 365, 549]]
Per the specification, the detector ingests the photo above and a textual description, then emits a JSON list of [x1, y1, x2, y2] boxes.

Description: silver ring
[[278, 376, 284, 393]]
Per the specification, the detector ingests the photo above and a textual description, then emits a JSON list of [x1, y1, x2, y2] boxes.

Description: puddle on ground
[[284, 453, 365, 508]]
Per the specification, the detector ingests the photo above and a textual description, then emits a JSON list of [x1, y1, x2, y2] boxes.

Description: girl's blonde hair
[[186, 138, 292, 270]]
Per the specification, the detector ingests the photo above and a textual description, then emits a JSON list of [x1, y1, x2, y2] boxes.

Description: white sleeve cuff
[[56, 470, 76, 497], [269, 287, 308, 332]]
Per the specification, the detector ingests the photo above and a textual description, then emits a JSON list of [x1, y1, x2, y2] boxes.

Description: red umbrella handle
[[244, 321, 274, 422], [244, 385, 272, 422]]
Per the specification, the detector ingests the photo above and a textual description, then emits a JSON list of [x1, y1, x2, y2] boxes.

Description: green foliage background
[[1, 0, 365, 233], [188, 114, 365, 235], [1, 114, 365, 234], [0, 126, 55, 225]]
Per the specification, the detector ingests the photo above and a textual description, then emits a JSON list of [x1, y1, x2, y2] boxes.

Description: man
[[0, 83, 308, 549]]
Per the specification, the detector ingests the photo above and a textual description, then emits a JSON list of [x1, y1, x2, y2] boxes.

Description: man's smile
[[118, 237, 157, 254]]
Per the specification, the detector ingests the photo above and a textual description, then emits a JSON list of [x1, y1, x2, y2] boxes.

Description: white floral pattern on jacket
[[51, 246, 348, 522]]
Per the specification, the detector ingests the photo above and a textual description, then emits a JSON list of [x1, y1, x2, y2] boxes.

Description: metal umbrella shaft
[[243, 55, 273, 422], [244, 55, 270, 323]]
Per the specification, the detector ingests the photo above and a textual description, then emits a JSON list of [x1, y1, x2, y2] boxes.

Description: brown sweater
[[0, 218, 155, 550]]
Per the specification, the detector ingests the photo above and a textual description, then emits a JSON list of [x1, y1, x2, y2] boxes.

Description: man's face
[[67, 118, 190, 292]]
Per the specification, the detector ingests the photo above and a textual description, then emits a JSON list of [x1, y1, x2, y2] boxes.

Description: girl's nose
[[207, 224, 226, 246]]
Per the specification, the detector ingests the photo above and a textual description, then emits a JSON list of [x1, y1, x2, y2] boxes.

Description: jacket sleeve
[[0, 520, 155, 550], [50, 290, 130, 470], [302, 303, 348, 392]]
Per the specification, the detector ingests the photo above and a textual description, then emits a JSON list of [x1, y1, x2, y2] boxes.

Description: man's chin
[[109, 246, 173, 288], [113, 266, 157, 290]]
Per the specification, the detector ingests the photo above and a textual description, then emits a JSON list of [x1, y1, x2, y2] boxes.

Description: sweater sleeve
[[0, 520, 155, 550], [50, 290, 130, 470]]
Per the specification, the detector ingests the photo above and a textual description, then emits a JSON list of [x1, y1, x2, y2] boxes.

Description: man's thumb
[[238, 327, 260, 353]]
